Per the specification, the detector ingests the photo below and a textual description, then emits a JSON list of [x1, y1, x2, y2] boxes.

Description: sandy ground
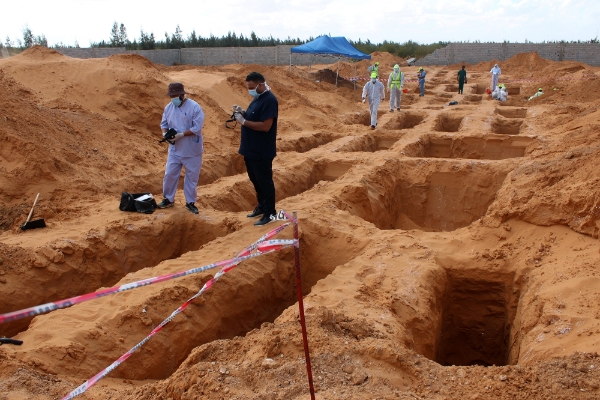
[[0, 47, 599, 399]]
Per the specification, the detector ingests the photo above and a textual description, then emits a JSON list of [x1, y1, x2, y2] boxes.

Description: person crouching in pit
[[232, 72, 279, 226]]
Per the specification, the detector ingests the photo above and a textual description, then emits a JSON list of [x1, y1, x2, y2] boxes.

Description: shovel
[[21, 193, 46, 230]]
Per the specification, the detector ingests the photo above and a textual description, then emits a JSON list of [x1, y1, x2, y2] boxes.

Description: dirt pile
[[0, 50, 599, 400]]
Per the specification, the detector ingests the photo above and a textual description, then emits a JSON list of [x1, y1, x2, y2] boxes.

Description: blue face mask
[[171, 97, 182, 107], [248, 83, 264, 98]]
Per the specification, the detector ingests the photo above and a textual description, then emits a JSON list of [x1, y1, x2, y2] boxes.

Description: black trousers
[[244, 157, 276, 215]]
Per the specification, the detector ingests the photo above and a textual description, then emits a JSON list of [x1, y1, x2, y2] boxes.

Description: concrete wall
[[53, 45, 337, 66], [417, 43, 600, 67]]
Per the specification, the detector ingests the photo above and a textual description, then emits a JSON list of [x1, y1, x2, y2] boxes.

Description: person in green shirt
[[457, 65, 467, 94]]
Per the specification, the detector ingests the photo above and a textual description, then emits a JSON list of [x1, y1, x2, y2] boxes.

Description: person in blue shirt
[[157, 82, 205, 214], [232, 72, 279, 226], [417, 67, 427, 97]]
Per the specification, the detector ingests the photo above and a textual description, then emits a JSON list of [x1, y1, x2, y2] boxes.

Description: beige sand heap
[[0, 46, 599, 399]]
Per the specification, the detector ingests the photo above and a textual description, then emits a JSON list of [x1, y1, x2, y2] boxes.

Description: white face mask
[[371, 78, 377, 83]]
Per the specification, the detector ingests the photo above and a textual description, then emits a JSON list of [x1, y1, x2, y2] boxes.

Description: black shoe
[[370, 125, 375, 130], [254, 213, 276, 226], [396, 107, 400, 111], [185, 202, 199, 214], [247, 207, 264, 218], [390, 109, 394, 112], [157, 198, 173, 209]]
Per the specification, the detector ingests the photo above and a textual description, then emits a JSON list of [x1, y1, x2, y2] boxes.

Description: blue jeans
[[419, 80, 425, 96]]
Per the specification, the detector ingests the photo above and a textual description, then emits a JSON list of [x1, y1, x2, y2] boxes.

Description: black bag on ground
[[119, 192, 158, 214]]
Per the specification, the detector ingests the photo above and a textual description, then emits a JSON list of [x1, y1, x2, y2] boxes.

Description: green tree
[[139, 30, 155, 50], [110, 22, 120, 46], [108, 22, 127, 47], [34, 34, 48, 47], [23, 25, 34, 47], [119, 23, 128, 46]]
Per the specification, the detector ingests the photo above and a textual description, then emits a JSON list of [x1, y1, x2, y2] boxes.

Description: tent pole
[[289, 53, 292, 72], [336, 57, 340, 87], [354, 64, 356, 90]]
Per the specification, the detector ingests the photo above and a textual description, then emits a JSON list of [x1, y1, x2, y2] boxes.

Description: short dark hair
[[246, 72, 265, 83], [462, 65, 465, 68]]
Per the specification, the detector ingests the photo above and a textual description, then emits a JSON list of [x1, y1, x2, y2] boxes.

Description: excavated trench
[[471, 84, 488, 94], [403, 135, 534, 160], [495, 107, 527, 119], [346, 110, 389, 126], [335, 133, 403, 152], [434, 269, 522, 366], [0, 215, 233, 337], [505, 86, 521, 95], [382, 112, 426, 130], [334, 159, 511, 232], [13, 220, 368, 381], [434, 113, 465, 132], [277, 131, 339, 153], [463, 94, 482, 103], [199, 152, 246, 186], [444, 84, 458, 92], [492, 117, 524, 135], [196, 159, 354, 212]]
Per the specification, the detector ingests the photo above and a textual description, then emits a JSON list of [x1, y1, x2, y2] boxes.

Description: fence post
[[293, 212, 315, 399]]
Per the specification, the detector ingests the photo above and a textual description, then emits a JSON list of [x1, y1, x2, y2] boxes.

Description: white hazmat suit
[[490, 64, 501, 92], [492, 87, 508, 102], [388, 69, 405, 111], [362, 79, 385, 128]]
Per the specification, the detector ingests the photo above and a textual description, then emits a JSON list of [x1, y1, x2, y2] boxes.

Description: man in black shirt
[[233, 72, 279, 226], [457, 65, 467, 94]]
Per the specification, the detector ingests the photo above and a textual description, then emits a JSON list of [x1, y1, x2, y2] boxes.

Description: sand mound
[[0, 48, 599, 400], [18, 44, 65, 61]]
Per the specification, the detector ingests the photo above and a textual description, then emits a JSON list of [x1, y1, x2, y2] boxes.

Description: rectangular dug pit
[[434, 113, 465, 132], [382, 112, 425, 130], [406, 135, 533, 160], [435, 272, 520, 367], [492, 117, 524, 135], [335, 133, 402, 152], [197, 159, 354, 212], [444, 84, 458, 92], [334, 160, 510, 232], [470, 84, 487, 94], [495, 108, 527, 119], [277, 131, 338, 153], [463, 94, 482, 103]]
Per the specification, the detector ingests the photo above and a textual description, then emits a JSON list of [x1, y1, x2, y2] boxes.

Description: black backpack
[[119, 192, 158, 214]]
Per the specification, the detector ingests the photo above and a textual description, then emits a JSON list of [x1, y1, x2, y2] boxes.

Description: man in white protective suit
[[362, 71, 385, 129], [388, 64, 405, 112], [490, 63, 501, 92]]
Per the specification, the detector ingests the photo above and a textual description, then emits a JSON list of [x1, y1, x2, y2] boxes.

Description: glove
[[234, 112, 246, 125], [232, 104, 244, 114], [173, 132, 185, 141], [362, 98, 366, 103]]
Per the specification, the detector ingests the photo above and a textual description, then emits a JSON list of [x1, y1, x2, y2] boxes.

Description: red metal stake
[[293, 211, 315, 399]]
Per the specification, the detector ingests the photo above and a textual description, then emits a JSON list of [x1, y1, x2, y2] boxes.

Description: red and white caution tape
[[62, 221, 297, 399], [0, 222, 291, 325]]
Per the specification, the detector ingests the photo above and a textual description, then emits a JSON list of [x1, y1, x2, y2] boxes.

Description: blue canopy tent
[[291, 36, 371, 86]]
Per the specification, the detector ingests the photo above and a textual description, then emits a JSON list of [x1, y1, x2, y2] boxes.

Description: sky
[[1, 0, 599, 47]]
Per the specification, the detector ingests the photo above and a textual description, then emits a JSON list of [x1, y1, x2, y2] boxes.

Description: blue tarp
[[291, 36, 371, 60]]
